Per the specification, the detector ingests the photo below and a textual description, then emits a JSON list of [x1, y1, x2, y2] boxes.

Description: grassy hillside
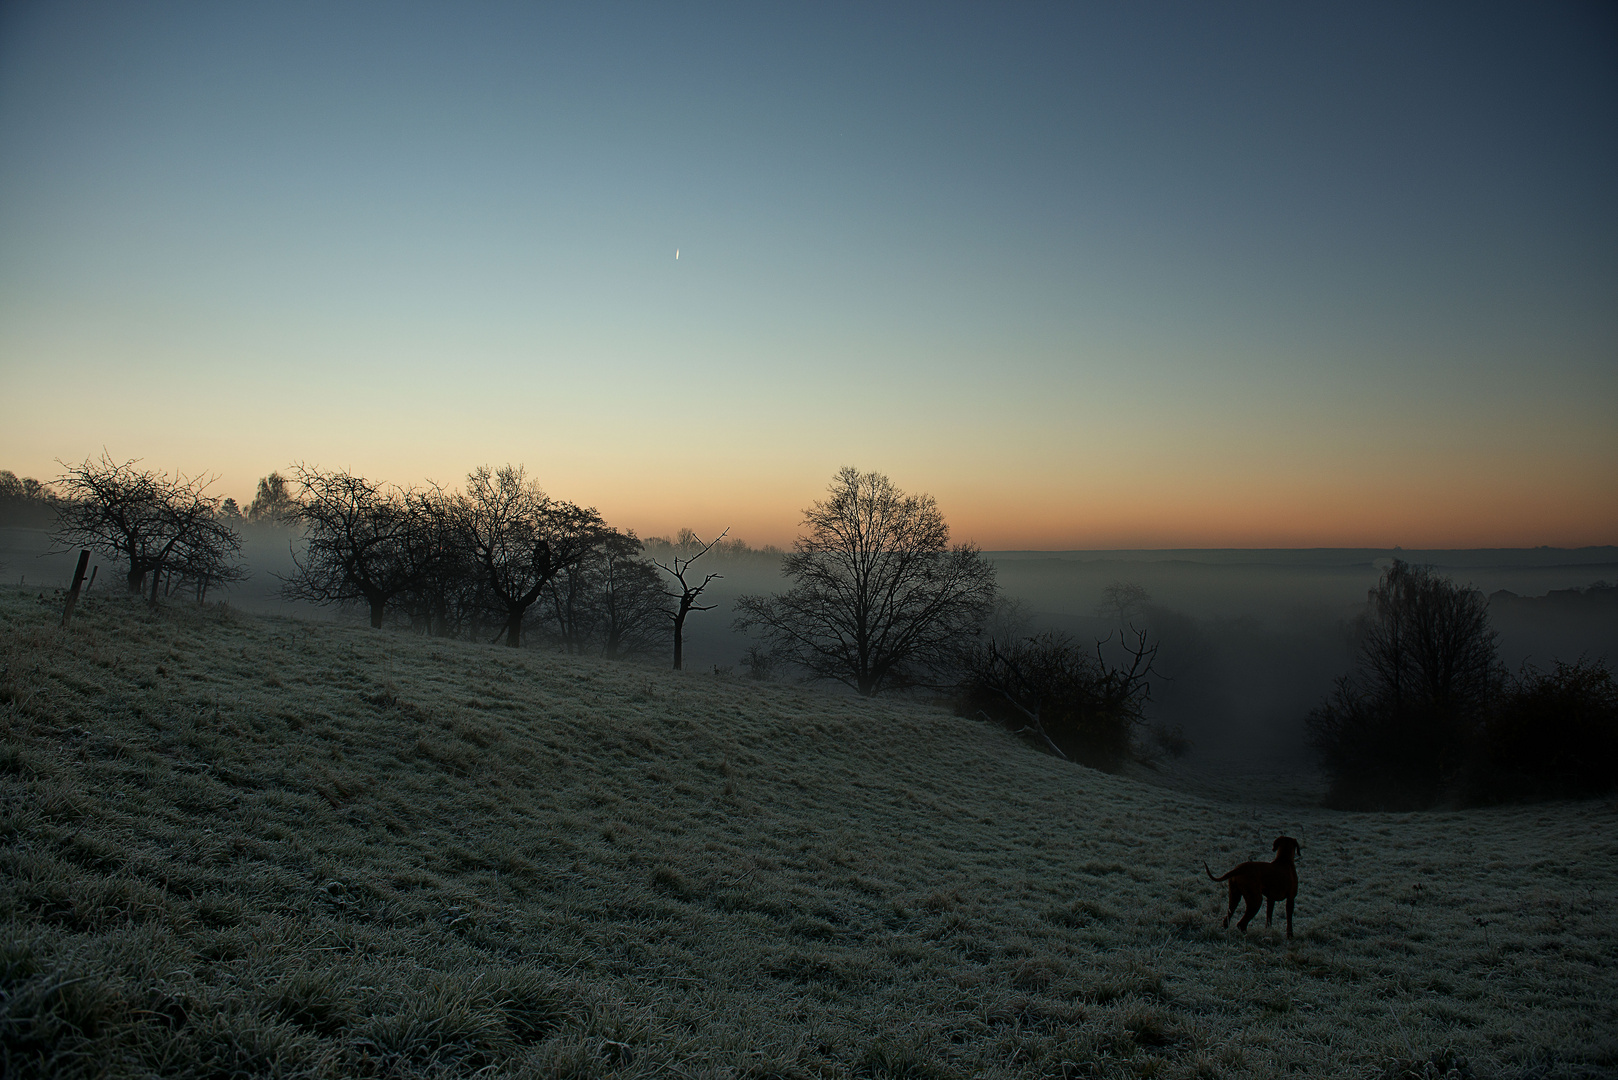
[[2, 588, 1615, 1079]]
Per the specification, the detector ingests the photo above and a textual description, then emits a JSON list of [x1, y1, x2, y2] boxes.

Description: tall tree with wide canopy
[[457, 465, 607, 648], [733, 467, 997, 695], [246, 471, 297, 524], [1308, 559, 1503, 801]]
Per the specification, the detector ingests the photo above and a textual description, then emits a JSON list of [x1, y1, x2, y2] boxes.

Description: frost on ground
[[2, 587, 1615, 1079]]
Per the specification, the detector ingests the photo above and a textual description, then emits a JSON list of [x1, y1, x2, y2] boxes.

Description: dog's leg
[[1236, 889, 1258, 932], [1224, 883, 1238, 928], [1265, 898, 1275, 928]]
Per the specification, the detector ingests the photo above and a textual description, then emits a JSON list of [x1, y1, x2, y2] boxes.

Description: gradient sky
[[2, 2, 1614, 549]]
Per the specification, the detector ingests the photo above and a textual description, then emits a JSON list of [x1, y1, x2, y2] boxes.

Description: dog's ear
[[1272, 837, 1282, 852]]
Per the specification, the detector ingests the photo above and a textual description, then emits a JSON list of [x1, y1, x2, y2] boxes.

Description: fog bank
[[6, 525, 1612, 766]]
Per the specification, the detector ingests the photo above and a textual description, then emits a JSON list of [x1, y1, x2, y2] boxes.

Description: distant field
[[2, 588, 1615, 1079]]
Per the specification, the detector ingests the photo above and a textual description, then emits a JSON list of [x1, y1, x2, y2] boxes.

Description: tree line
[[40, 455, 1168, 768], [46, 455, 729, 663], [0, 469, 57, 530]]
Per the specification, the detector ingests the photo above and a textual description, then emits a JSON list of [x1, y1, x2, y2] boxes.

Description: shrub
[[957, 630, 1157, 771], [1307, 677, 1442, 810], [1461, 658, 1618, 804]]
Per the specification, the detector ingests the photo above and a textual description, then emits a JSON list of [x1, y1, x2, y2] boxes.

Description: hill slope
[[2, 589, 1615, 1079]]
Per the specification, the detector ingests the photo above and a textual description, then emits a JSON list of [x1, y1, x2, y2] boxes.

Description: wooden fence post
[[61, 549, 90, 627]]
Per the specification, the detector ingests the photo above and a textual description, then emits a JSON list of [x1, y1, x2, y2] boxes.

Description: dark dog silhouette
[[1204, 836, 1301, 938]]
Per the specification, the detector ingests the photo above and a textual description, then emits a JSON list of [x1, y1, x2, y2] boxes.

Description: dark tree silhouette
[[52, 453, 242, 602], [544, 529, 668, 657], [1359, 560, 1498, 725], [959, 630, 1159, 770], [456, 465, 607, 647], [1097, 581, 1151, 627], [653, 528, 728, 670], [733, 468, 997, 695], [596, 531, 669, 658], [281, 466, 441, 629], [171, 519, 250, 603], [398, 486, 484, 638], [246, 471, 297, 524], [0, 470, 54, 528], [1308, 560, 1502, 805]]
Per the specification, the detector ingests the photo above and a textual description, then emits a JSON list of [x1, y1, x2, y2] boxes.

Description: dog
[[1204, 836, 1301, 938]]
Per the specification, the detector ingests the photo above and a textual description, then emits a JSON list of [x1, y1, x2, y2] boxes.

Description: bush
[[1308, 678, 1444, 809], [1461, 659, 1618, 804], [957, 631, 1156, 771]]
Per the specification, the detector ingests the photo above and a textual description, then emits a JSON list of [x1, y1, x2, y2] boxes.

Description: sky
[[1, 1, 1614, 549]]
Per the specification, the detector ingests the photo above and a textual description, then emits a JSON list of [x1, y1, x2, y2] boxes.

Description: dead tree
[[653, 528, 728, 670]]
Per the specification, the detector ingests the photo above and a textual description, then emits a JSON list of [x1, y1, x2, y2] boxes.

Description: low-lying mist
[[5, 521, 1613, 768], [989, 550, 1618, 766]]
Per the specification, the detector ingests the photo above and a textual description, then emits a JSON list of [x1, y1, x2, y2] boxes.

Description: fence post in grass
[[61, 549, 90, 627]]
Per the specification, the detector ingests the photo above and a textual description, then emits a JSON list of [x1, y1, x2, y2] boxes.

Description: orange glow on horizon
[[2, 444, 1612, 553]]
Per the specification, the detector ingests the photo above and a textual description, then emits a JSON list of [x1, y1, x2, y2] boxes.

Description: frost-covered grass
[[1, 587, 1614, 1079]]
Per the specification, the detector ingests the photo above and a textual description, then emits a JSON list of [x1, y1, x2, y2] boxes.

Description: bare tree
[[733, 468, 997, 695], [171, 519, 250, 603], [960, 630, 1159, 770], [653, 528, 728, 670], [1308, 560, 1503, 804], [281, 466, 442, 628], [1359, 559, 1499, 725], [1097, 581, 1151, 627], [398, 485, 484, 638], [598, 533, 670, 658], [52, 453, 242, 602], [457, 465, 607, 647], [545, 543, 599, 653], [544, 529, 668, 657]]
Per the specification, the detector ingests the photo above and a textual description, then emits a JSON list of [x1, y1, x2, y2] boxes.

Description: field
[[2, 587, 1615, 1079]]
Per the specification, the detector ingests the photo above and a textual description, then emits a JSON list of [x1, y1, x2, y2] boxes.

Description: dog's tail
[[1204, 861, 1231, 883]]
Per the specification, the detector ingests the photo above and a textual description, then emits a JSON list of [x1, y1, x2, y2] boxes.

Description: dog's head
[[1272, 836, 1301, 861]]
